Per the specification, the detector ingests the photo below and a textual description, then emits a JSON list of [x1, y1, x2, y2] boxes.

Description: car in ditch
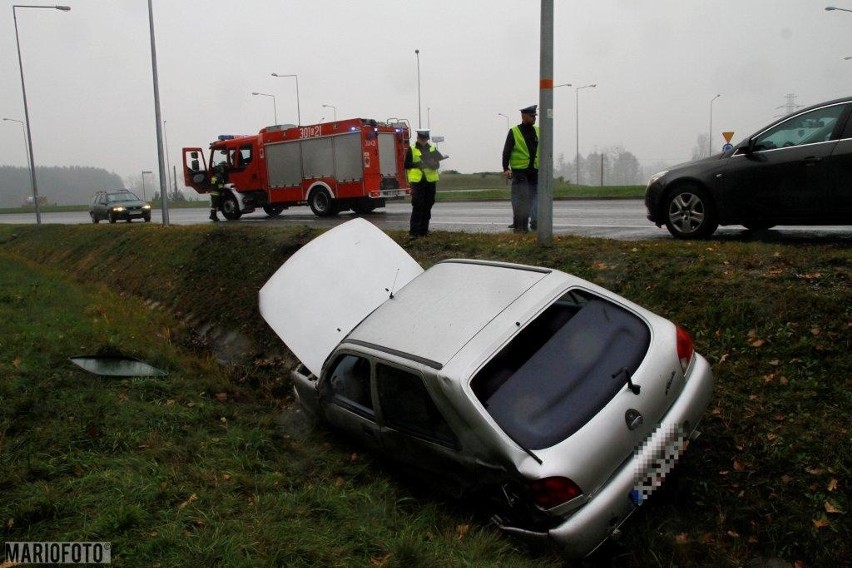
[[645, 96, 852, 239], [89, 189, 152, 223], [259, 218, 714, 558]]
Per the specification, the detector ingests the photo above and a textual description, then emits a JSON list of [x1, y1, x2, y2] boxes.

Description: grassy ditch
[[0, 223, 849, 567]]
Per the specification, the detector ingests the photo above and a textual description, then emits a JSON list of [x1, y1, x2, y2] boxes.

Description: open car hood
[[259, 219, 423, 377]]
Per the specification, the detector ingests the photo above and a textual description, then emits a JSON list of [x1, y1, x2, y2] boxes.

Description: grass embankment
[[0, 223, 848, 567]]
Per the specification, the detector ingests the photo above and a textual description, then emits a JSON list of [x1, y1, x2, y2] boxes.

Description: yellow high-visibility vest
[[407, 144, 440, 183], [509, 125, 540, 170]]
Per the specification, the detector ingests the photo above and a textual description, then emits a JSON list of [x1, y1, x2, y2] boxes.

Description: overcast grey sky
[[1, 0, 850, 186]]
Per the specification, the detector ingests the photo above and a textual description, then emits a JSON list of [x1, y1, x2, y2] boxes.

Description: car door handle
[[802, 156, 822, 165]]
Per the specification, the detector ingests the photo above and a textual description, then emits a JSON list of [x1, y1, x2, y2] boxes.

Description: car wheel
[[221, 191, 242, 220], [263, 204, 286, 217], [663, 185, 718, 239], [91, 212, 99, 224], [109, 213, 117, 224], [309, 187, 339, 217], [144, 215, 151, 223]]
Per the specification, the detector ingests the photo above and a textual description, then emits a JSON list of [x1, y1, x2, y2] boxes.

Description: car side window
[[752, 104, 846, 151], [323, 354, 373, 418], [375, 364, 457, 447]]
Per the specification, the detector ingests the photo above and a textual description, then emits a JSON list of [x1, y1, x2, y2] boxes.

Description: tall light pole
[[141, 170, 152, 200], [575, 84, 596, 186], [708, 94, 721, 156], [322, 104, 337, 121], [252, 92, 278, 125], [13, 4, 71, 224], [538, 0, 555, 244], [415, 49, 422, 129], [497, 113, 510, 130], [146, 0, 169, 226], [271, 73, 301, 125], [2, 118, 32, 203]]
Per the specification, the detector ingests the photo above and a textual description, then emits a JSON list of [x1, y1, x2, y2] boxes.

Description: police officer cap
[[416, 130, 430, 139], [520, 105, 537, 115]]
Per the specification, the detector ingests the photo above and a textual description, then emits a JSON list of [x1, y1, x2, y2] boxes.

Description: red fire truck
[[182, 118, 411, 219]]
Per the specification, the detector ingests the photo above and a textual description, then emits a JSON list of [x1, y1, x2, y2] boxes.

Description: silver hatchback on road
[[259, 219, 714, 558]]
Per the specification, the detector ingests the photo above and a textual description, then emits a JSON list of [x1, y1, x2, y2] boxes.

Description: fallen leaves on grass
[[824, 501, 842, 514], [178, 493, 197, 510]]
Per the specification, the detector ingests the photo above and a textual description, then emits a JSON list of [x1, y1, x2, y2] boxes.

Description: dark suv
[[89, 190, 152, 223], [645, 96, 852, 239]]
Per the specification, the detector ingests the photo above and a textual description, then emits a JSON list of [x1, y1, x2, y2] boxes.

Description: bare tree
[[692, 133, 710, 160]]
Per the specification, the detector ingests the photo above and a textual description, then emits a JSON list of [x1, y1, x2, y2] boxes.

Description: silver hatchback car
[[260, 219, 714, 558]]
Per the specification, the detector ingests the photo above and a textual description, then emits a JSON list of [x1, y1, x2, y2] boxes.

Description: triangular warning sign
[[722, 131, 735, 143]]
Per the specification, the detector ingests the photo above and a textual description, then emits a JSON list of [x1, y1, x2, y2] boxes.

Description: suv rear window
[[471, 292, 650, 450]]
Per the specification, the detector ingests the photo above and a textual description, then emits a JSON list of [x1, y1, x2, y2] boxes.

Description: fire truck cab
[[183, 118, 411, 220]]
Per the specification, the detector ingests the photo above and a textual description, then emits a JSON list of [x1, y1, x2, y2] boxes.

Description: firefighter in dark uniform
[[405, 130, 442, 237], [209, 165, 225, 222], [502, 105, 540, 233]]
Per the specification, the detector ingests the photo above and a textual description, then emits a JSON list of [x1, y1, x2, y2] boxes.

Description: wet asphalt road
[[1, 199, 849, 242]]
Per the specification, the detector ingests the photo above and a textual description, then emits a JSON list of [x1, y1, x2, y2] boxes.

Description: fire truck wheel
[[309, 188, 339, 217], [263, 204, 286, 217], [221, 191, 242, 220]]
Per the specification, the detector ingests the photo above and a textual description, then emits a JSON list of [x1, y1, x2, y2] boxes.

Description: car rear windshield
[[471, 291, 650, 450]]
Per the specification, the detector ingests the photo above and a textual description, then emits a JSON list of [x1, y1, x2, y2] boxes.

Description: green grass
[[0, 223, 849, 567]]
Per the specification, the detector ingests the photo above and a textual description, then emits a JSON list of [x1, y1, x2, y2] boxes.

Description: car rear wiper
[[612, 366, 641, 395]]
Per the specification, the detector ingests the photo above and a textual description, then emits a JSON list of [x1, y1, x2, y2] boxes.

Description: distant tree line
[[0, 166, 124, 207], [555, 146, 644, 186]]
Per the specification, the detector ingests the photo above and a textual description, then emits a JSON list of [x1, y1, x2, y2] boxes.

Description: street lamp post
[[497, 113, 510, 130], [322, 104, 337, 121], [709, 94, 721, 156], [13, 4, 71, 224], [141, 170, 152, 200], [252, 92, 278, 125], [146, 0, 169, 226], [414, 49, 422, 129], [575, 84, 596, 186], [270, 73, 301, 125]]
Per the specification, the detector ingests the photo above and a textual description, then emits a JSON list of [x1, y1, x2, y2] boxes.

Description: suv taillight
[[676, 326, 695, 372], [529, 476, 582, 509]]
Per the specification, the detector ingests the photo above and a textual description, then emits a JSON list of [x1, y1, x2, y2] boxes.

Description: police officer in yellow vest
[[405, 130, 441, 237], [502, 105, 540, 233]]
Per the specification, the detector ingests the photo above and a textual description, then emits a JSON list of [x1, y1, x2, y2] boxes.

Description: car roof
[[346, 259, 553, 370]]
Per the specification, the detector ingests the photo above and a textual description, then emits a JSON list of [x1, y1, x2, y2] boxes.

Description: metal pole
[[322, 104, 337, 121], [415, 49, 421, 129], [147, 0, 169, 225], [12, 5, 71, 223], [709, 94, 721, 156], [271, 74, 300, 125], [538, 0, 554, 244], [252, 92, 277, 125]]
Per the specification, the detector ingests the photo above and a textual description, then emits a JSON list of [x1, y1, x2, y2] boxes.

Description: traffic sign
[[722, 131, 735, 143]]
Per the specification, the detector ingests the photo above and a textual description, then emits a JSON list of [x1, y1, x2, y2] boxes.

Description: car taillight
[[529, 476, 582, 509], [676, 326, 695, 372]]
